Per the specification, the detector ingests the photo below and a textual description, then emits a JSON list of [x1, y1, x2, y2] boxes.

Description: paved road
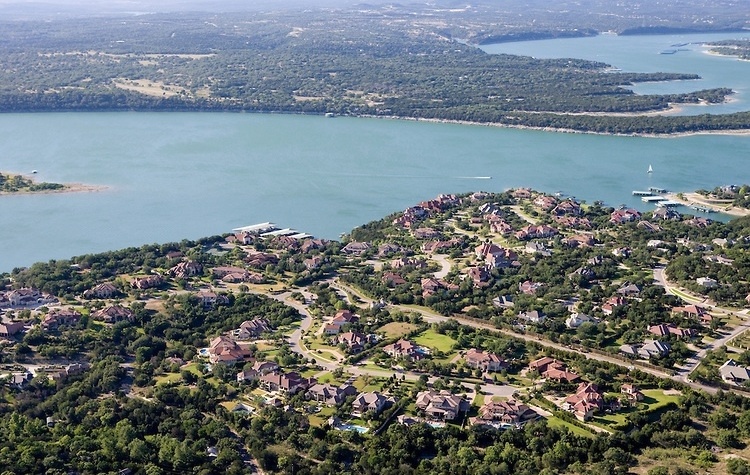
[[653, 266, 750, 380], [331, 281, 729, 395]]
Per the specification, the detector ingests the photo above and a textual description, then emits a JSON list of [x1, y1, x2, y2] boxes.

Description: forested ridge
[[0, 4, 748, 134]]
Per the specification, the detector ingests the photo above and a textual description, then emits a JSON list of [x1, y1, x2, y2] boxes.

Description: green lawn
[[309, 406, 336, 427], [414, 329, 457, 353], [545, 416, 596, 438], [642, 389, 681, 410], [154, 373, 182, 385]]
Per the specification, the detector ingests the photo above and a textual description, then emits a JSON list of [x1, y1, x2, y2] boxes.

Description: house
[[382, 272, 407, 287], [245, 252, 279, 267], [525, 242, 552, 257], [552, 200, 582, 216], [515, 224, 558, 240], [332, 331, 370, 354], [8, 288, 56, 307], [0, 321, 25, 337], [415, 390, 468, 421], [83, 282, 118, 299], [207, 335, 253, 365], [324, 310, 359, 335], [563, 234, 596, 248], [341, 241, 371, 256], [377, 243, 403, 257], [620, 384, 645, 404], [528, 357, 579, 383], [617, 283, 641, 296], [412, 228, 441, 240], [517, 310, 546, 324], [512, 188, 532, 199], [352, 392, 392, 417], [383, 339, 422, 360], [565, 313, 596, 329], [472, 399, 538, 427], [301, 238, 328, 253], [304, 256, 325, 270], [194, 291, 228, 308], [464, 348, 506, 372], [687, 217, 713, 228], [212, 266, 251, 281], [648, 323, 696, 339], [7, 372, 33, 390], [610, 208, 641, 224], [720, 360, 750, 385], [638, 340, 671, 359], [533, 195, 558, 211], [391, 257, 427, 269], [492, 295, 514, 309], [528, 356, 560, 373], [612, 247, 632, 258], [91, 305, 135, 324], [602, 296, 627, 315], [467, 267, 491, 287], [259, 371, 310, 395], [252, 360, 280, 375], [553, 216, 592, 229], [652, 207, 681, 221], [168, 260, 203, 278], [519, 280, 544, 295], [131, 274, 163, 290], [422, 239, 461, 254], [672, 305, 710, 323], [233, 318, 271, 340], [42, 308, 82, 330], [307, 383, 357, 405], [696, 277, 718, 289], [564, 383, 604, 421], [236, 369, 260, 383]]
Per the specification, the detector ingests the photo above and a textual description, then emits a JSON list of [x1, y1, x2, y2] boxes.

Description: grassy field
[[414, 328, 457, 353], [545, 416, 596, 438], [595, 389, 681, 429], [379, 322, 418, 339]]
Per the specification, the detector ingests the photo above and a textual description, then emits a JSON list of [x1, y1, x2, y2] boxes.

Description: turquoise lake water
[[0, 32, 748, 271]]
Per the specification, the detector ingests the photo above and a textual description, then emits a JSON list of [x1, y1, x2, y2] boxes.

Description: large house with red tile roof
[[415, 390, 468, 421], [471, 399, 539, 428], [92, 305, 135, 324], [464, 348, 506, 372], [564, 383, 604, 421], [383, 339, 423, 360], [42, 308, 82, 331]]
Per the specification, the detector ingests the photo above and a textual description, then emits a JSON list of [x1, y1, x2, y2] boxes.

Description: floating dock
[[649, 187, 667, 193], [690, 205, 715, 213], [233, 222, 312, 239], [632, 191, 653, 196], [656, 200, 681, 208], [233, 222, 276, 234], [642, 196, 666, 203]]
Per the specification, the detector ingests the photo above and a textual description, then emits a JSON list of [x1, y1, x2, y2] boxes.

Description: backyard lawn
[[414, 328, 457, 353]]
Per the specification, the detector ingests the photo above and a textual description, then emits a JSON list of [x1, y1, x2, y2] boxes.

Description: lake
[[1, 32, 749, 272]]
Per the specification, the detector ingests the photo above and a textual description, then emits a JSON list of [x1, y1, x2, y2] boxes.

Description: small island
[[0, 171, 103, 195]]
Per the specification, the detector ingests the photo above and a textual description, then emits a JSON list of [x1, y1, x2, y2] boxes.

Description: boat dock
[[656, 200, 681, 208], [232, 222, 312, 239], [648, 187, 667, 193], [690, 205, 715, 213], [642, 196, 666, 203], [632, 191, 653, 196]]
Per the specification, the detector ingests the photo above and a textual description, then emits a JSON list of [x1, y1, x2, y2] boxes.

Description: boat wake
[[457, 176, 492, 180]]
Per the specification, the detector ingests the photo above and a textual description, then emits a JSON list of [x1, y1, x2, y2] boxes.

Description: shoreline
[[662, 192, 750, 217], [365, 115, 750, 138]]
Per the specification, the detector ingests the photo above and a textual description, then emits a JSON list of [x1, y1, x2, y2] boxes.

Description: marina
[[233, 222, 312, 239], [641, 196, 667, 203]]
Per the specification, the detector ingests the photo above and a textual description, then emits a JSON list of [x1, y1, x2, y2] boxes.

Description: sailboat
[[647, 164, 653, 174]]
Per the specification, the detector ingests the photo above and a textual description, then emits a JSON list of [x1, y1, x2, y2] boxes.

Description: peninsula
[[2, 188, 750, 474], [0, 171, 104, 195]]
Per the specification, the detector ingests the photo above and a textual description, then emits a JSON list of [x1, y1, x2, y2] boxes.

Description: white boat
[[31, 170, 38, 174], [647, 164, 653, 174]]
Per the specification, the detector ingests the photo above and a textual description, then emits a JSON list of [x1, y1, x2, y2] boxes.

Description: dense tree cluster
[[0, 6, 747, 134]]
